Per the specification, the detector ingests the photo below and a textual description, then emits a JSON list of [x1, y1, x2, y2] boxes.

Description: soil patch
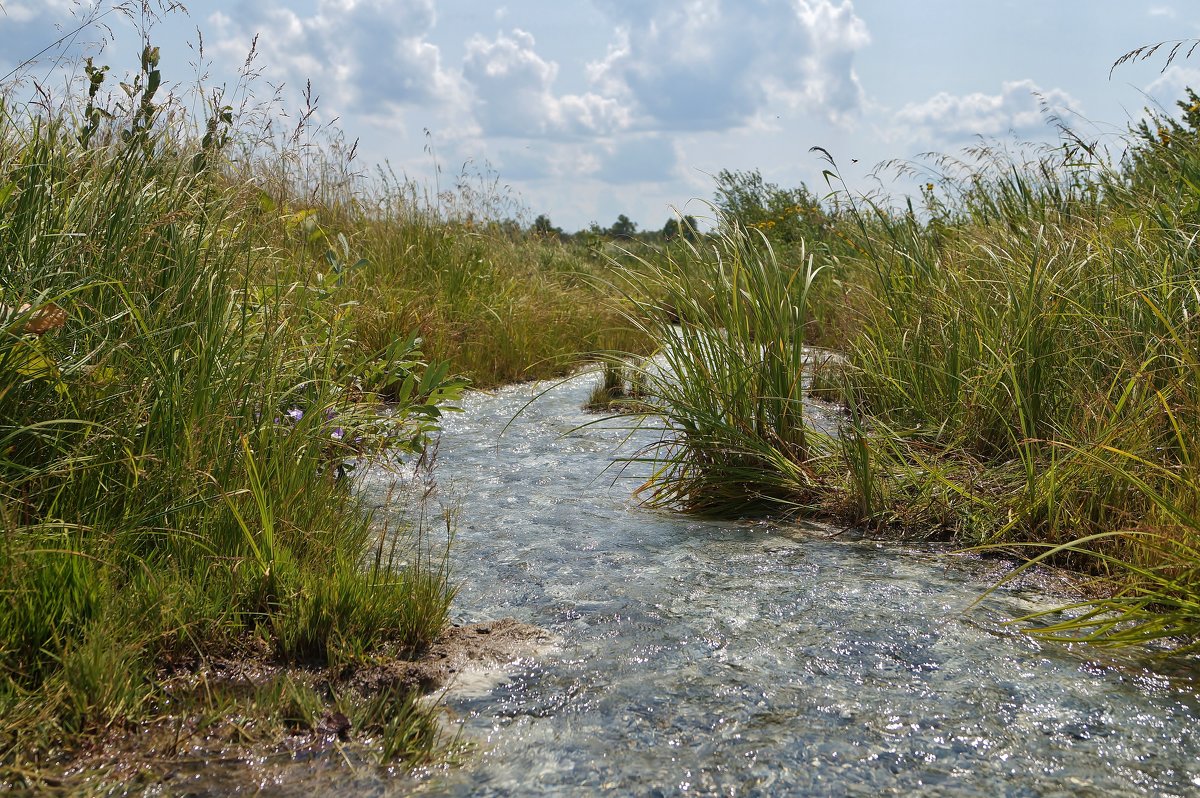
[[349, 618, 556, 696], [40, 619, 551, 796]]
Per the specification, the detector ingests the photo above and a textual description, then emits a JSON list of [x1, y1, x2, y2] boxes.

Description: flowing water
[[359, 371, 1200, 797]]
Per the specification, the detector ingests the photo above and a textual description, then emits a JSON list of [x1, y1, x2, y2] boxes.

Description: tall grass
[[610, 105, 1200, 654], [610, 221, 828, 514], [834, 138, 1200, 549], [244, 168, 651, 391], [346, 175, 649, 389], [0, 22, 660, 779], [0, 98, 461, 781]]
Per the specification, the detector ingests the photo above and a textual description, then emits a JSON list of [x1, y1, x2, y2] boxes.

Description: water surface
[[362, 371, 1200, 797]]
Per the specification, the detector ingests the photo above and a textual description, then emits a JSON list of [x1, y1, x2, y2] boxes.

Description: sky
[[2, 1, 1199, 231]]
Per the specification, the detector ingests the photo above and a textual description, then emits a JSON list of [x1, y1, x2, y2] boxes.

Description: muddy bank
[[40, 619, 552, 796], [349, 618, 557, 696]]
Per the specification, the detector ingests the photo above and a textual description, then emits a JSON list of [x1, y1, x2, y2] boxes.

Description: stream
[[360, 370, 1200, 797]]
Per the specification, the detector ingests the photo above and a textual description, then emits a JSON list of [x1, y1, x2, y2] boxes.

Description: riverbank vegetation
[[0, 42, 648, 788], [604, 94, 1200, 656]]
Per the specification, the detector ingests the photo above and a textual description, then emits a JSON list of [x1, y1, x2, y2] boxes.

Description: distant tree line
[[529, 212, 699, 244], [527, 167, 832, 249]]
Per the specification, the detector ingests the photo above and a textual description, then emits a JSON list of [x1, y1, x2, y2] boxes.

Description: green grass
[[0, 91, 457, 786], [244, 173, 651, 391], [349, 213, 648, 389], [15, 24, 1200, 792], [606, 104, 1200, 656], [608, 221, 829, 515]]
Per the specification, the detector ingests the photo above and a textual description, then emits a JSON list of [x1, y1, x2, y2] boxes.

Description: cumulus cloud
[[892, 80, 1081, 142], [3, 0, 75, 23], [486, 140, 607, 181], [0, 2, 126, 100], [208, 0, 463, 118], [461, 28, 629, 138], [0, 1, 111, 68], [459, 132, 678, 190], [489, 144, 555, 181], [204, 0, 869, 157], [3, 2, 48, 24], [1144, 65, 1200, 108], [590, 0, 870, 130]]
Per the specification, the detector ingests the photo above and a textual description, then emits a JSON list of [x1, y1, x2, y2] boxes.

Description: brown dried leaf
[[24, 303, 67, 335]]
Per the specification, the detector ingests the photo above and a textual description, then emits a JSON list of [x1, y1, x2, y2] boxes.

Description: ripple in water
[[361, 371, 1200, 797]]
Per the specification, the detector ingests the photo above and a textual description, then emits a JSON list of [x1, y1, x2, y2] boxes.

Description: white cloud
[[590, 0, 870, 131], [489, 143, 556, 181], [1144, 65, 1200, 108], [208, 0, 463, 120], [892, 79, 1081, 143], [0, 1, 146, 108], [487, 140, 604, 182], [454, 131, 678, 192], [0, 0, 111, 75], [461, 28, 630, 138], [3, 2, 46, 24], [792, 0, 872, 119], [3, 0, 75, 23]]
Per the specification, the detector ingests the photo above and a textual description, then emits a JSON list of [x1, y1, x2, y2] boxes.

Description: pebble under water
[[359, 371, 1200, 797]]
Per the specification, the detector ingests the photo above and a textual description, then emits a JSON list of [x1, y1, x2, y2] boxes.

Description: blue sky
[[2, 1, 1198, 230]]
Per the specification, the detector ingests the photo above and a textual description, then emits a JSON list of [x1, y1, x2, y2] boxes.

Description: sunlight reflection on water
[[360, 369, 1200, 797]]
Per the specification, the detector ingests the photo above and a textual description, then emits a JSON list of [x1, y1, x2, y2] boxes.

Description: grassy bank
[[606, 101, 1200, 655], [248, 171, 650, 391], [349, 210, 647, 390], [0, 98, 464, 783]]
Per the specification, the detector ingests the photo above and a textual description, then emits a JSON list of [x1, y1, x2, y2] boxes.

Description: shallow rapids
[[361, 371, 1200, 797]]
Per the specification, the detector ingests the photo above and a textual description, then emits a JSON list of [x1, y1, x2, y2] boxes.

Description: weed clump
[[584, 359, 651, 413]]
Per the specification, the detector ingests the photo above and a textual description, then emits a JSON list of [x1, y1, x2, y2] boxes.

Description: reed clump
[[611, 97, 1200, 654], [609, 218, 828, 514]]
